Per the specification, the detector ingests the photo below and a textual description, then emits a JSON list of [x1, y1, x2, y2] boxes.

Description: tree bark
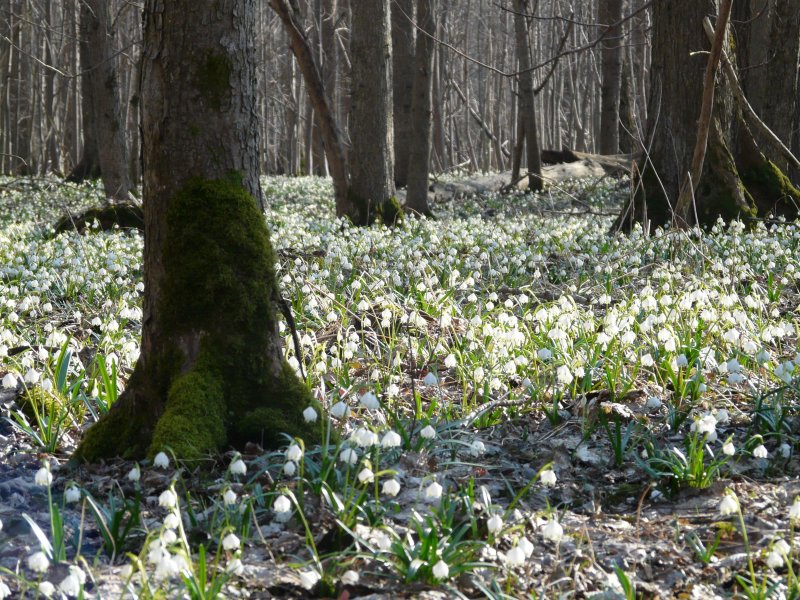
[[405, 0, 436, 215], [614, 0, 800, 232], [348, 0, 398, 224], [74, 0, 317, 461], [392, 0, 415, 187], [598, 0, 623, 155], [512, 0, 542, 192]]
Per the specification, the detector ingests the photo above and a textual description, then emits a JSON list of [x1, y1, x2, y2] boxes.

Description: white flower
[[230, 458, 247, 476], [127, 464, 141, 482], [719, 491, 739, 516], [695, 415, 717, 435], [222, 532, 240, 551], [353, 427, 378, 447], [1, 373, 17, 389], [27, 551, 50, 573], [766, 549, 784, 569], [444, 354, 457, 369], [340, 570, 359, 585], [273, 495, 291, 513], [790, 498, 800, 523], [24, 368, 40, 385], [470, 440, 486, 456], [158, 489, 177, 509], [645, 396, 662, 410], [360, 391, 380, 409], [540, 469, 557, 487], [420, 425, 436, 439], [382, 478, 401, 497], [504, 546, 526, 566], [357, 468, 374, 484], [518, 536, 534, 558], [542, 519, 564, 542], [473, 366, 485, 383], [753, 444, 768, 459], [226, 558, 244, 576], [676, 354, 688, 367], [780, 443, 792, 458], [286, 443, 303, 462], [425, 481, 443, 500], [715, 408, 730, 424], [283, 461, 297, 476], [64, 485, 81, 504], [330, 401, 349, 418], [299, 570, 321, 589], [34, 467, 52, 487], [556, 365, 574, 385], [722, 440, 736, 456], [58, 574, 80, 597], [223, 489, 237, 505], [163, 512, 181, 529], [381, 430, 402, 448], [153, 452, 170, 469], [0, 581, 9, 600], [537, 348, 553, 361], [339, 447, 359, 465], [38, 581, 55, 597], [432, 559, 449, 580], [302, 406, 318, 423], [422, 372, 439, 386], [774, 539, 791, 555], [161, 529, 177, 545], [487, 514, 503, 534]]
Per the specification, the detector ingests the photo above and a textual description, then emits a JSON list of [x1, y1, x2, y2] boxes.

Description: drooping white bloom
[[353, 427, 378, 447], [273, 495, 292, 513], [286, 443, 303, 462], [283, 461, 297, 477], [540, 469, 557, 487], [357, 468, 374, 484], [153, 452, 170, 469], [422, 372, 439, 386], [161, 529, 177, 545], [722, 440, 736, 456], [715, 408, 729, 424], [223, 489, 237, 505], [541, 519, 564, 542], [381, 430, 402, 448], [718, 491, 739, 516], [780, 443, 792, 459], [127, 464, 141, 482], [34, 467, 52, 487], [470, 440, 486, 456], [58, 574, 80, 598], [695, 415, 717, 436], [340, 570, 359, 585], [222, 532, 240, 551], [556, 365, 574, 386], [230, 458, 247, 476], [444, 354, 457, 369], [38, 581, 55, 598], [420, 425, 436, 439], [537, 348, 553, 361], [382, 478, 401, 497], [766, 549, 784, 569], [504, 545, 526, 566], [24, 368, 40, 385], [753, 444, 768, 459], [302, 406, 318, 423], [518, 536, 534, 558], [487, 514, 503, 534], [64, 485, 81, 504], [432, 559, 449, 580], [226, 558, 244, 576], [2, 373, 17, 389], [158, 489, 177, 509], [360, 391, 380, 409], [163, 512, 181, 530], [790, 498, 800, 523], [27, 551, 50, 573], [425, 481, 443, 500], [339, 447, 359, 465], [330, 401, 349, 418], [645, 396, 662, 410], [299, 570, 321, 589]]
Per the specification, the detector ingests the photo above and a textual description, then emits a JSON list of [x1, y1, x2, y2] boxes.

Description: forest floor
[[1, 174, 800, 599]]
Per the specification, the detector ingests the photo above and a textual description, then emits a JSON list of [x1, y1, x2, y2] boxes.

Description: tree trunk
[[392, 0, 415, 187], [512, 0, 542, 192], [82, 0, 133, 200], [348, 0, 399, 224], [614, 0, 800, 232], [405, 0, 435, 215], [74, 0, 317, 462], [598, 0, 623, 155]]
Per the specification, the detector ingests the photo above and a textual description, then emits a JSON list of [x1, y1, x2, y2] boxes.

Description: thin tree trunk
[[392, 0, 415, 187], [512, 0, 542, 192], [599, 0, 623, 155], [405, 0, 435, 215]]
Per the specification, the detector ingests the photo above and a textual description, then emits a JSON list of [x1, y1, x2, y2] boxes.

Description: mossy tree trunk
[[615, 0, 800, 232], [74, 0, 318, 462]]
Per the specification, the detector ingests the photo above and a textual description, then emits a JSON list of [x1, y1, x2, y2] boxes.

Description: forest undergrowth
[[1, 174, 800, 598]]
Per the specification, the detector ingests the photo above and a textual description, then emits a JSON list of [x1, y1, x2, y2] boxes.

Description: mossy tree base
[[74, 177, 321, 462]]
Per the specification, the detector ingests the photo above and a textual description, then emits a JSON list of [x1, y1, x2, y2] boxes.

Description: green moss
[[381, 196, 404, 226], [194, 52, 232, 111], [18, 387, 70, 423], [345, 187, 404, 227], [72, 398, 150, 461], [742, 159, 800, 218]]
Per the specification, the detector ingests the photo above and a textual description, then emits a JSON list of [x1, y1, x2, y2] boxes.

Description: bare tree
[[512, 0, 542, 191], [598, 0, 623, 154]]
